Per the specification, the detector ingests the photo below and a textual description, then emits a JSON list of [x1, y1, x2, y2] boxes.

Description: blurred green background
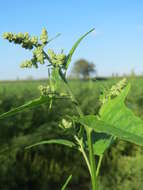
[[0, 76, 143, 190]]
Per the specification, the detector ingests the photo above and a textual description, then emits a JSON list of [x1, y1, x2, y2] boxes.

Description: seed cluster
[[40, 28, 48, 45], [48, 49, 66, 67], [100, 78, 127, 104], [59, 119, 72, 129], [3, 32, 38, 49], [38, 85, 51, 96], [3, 28, 67, 69]]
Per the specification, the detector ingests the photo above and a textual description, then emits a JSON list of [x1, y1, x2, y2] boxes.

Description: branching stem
[[86, 129, 98, 190]]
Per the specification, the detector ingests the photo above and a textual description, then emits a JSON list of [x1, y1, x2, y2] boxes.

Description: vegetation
[[1, 28, 143, 190], [0, 78, 143, 189], [72, 59, 96, 79]]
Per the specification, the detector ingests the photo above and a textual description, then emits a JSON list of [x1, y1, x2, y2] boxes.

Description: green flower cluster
[[59, 119, 72, 129], [100, 78, 127, 104], [20, 57, 38, 68], [110, 78, 127, 96], [20, 44, 45, 68], [33, 46, 45, 64], [3, 32, 38, 49], [3, 28, 66, 69], [38, 85, 51, 96], [48, 49, 66, 67], [40, 28, 48, 45]]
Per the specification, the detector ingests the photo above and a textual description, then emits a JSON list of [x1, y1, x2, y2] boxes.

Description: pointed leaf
[[0, 96, 50, 120], [26, 139, 76, 149], [65, 28, 95, 70], [75, 84, 143, 152], [82, 84, 130, 155], [92, 132, 114, 155], [77, 114, 143, 147], [92, 84, 131, 155], [48, 33, 61, 43]]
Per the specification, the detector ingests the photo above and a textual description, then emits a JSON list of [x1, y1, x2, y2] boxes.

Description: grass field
[[0, 77, 143, 190]]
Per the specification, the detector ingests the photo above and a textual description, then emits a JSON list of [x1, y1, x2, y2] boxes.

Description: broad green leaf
[[0, 96, 50, 120], [76, 84, 143, 154], [65, 28, 95, 70], [92, 84, 131, 155], [92, 132, 114, 155], [61, 175, 72, 190], [77, 114, 143, 147], [26, 139, 76, 149]]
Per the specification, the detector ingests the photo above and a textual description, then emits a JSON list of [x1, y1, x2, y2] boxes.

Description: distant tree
[[72, 59, 96, 79]]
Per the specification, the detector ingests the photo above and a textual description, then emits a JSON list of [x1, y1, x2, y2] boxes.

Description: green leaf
[[51, 67, 61, 91], [48, 33, 61, 43], [26, 139, 76, 149], [65, 28, 95, 70], [75, 84, 143, 154], [61, 175, 72, 190], [92, 84, 131, 155], [77, 114, 143, 147], [0, 96, 50, 120], [91, 132, 114, 155]]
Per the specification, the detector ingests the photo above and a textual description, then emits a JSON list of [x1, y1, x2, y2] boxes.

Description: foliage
[[0, 78, 143, 189], [1, 27, 143, 190], [73, 59, 96, 79]]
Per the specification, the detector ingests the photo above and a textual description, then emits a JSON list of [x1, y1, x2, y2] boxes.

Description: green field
[[0, 77, 143, 190]]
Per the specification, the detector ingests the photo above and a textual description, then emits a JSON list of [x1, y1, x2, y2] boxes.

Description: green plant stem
[[44, 53, 97, 187], [61, 174, 72, 190], [64, 80, 83, 117], [75, 136, 91, 176], [61, 78, 93, 178], [86, 129, 98, 190], [96, 155, 103, 177]]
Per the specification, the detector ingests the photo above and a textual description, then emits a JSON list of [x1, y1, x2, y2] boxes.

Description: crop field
[[0, 77, 143, 190]]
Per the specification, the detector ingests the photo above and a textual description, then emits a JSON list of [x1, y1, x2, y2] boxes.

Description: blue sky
[[0, 0, 143, 79]]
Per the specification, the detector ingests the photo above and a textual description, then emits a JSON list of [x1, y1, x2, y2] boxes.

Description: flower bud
[[48, 49, 56, 59], [20, 60, 33, 68], [56, 53, 66, 61], [40, 28, 48, 44], [38, 85, 50, 96], [33, 46, 44, 64], [59, 119, 72, 129], [30, 36, 38, 45]]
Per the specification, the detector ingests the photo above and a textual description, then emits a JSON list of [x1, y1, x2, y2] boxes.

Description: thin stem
[[96, 155, 103, 177], [44, 52, 99, 188], [63, 80, 83, 117], [61, 174, 72, 190], [86, 129, 98, 190], [75, 136, 91, 176]]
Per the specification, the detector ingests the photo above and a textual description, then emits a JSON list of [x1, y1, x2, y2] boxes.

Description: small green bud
[[59, 119, 72, 129], [40, 28, 48, 44], [24, 32, 30, 40], [3, 32, 14, 42], [30, 36, 38, 45], [48, 49, 56, 59], [17, 33, 24, 39], [33, 46, 44, 64], [2, 32, 9, 39], [56, 53, 66, 61], [38, 85, 50, 96], [100, 78, 127, 104], [20, 60, 33, 68]]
